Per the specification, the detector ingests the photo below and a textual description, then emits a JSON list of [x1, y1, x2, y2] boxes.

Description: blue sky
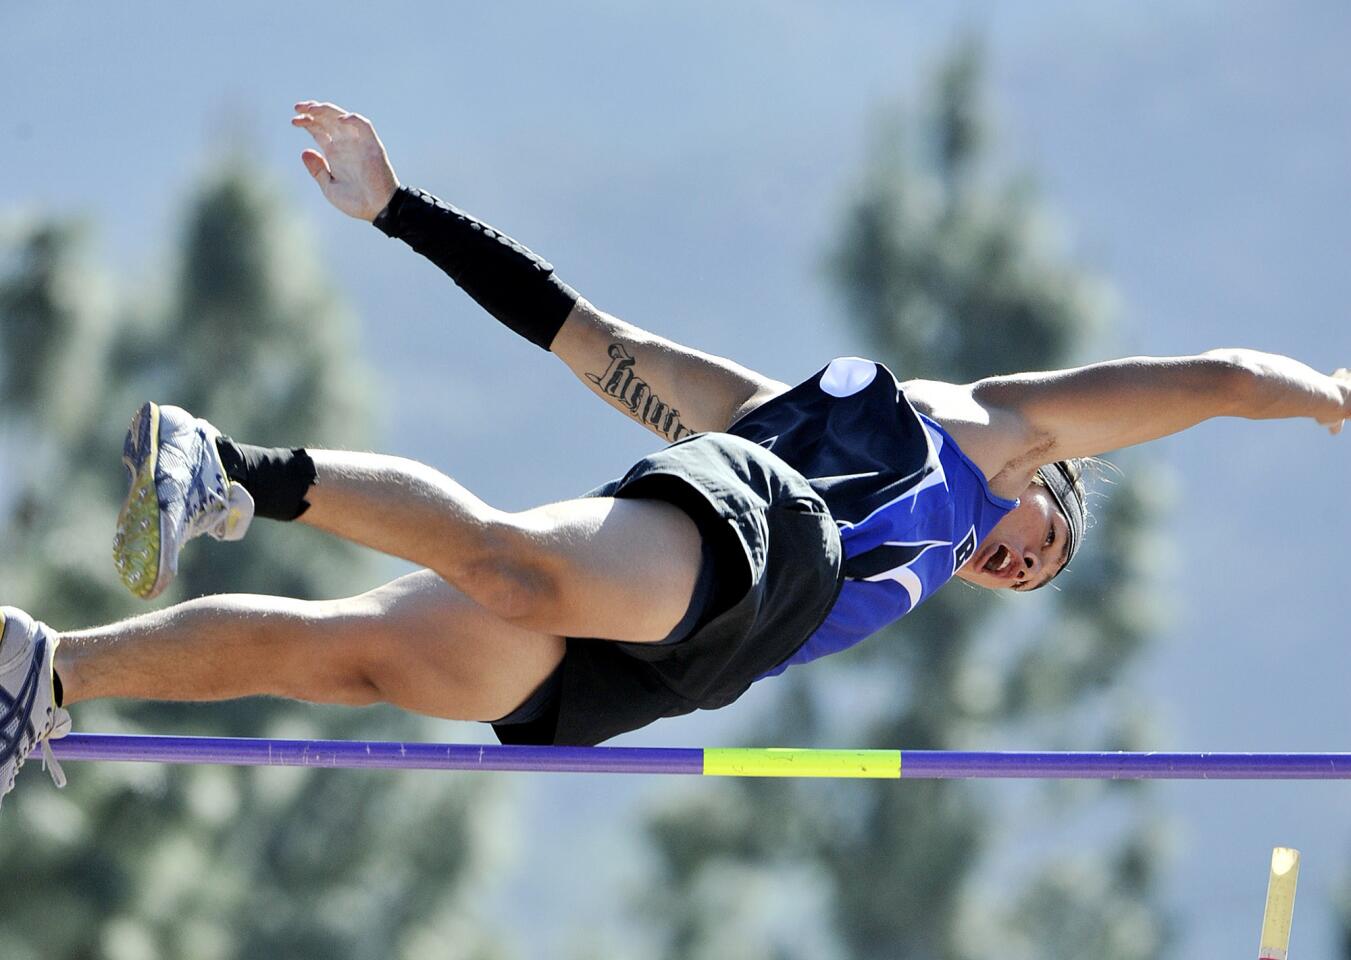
[[4, 2, 1351, 956]]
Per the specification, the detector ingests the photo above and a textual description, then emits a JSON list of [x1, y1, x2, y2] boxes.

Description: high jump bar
[[46, 734, 1351, 779]]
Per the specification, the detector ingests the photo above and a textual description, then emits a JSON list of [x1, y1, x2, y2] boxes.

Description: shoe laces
[[182, 431, 231, 539], [5, 706, 71, 798], [39, 707, 71, 789]]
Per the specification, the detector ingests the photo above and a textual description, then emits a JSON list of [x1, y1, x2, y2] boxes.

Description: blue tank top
[[727, 357, 1017, 678]]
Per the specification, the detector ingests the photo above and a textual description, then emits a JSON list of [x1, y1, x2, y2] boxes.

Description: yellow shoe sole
[[113, 402, 164, 599]]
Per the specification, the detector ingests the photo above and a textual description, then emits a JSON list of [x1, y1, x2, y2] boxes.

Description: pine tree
[[637, 40, 1172, 960], [0, 166, 505, 960]]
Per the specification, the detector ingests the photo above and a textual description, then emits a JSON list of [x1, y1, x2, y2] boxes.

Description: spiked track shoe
[[114, 402, 254, 599]]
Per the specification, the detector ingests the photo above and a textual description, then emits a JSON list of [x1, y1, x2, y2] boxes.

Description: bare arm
[[550, 298, 788, 441], [910, 350, 1351, 495], [291, 100, 785, 441]]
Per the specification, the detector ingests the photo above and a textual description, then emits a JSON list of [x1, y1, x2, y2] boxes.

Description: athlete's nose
[[1021, 547, 1041, 578]]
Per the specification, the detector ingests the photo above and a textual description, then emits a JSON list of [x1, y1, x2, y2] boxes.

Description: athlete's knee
[[448, 512, 565, 627], [262, 595, 386, 706]]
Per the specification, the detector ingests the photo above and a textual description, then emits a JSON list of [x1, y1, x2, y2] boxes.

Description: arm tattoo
[[585, 343, 694, 441]]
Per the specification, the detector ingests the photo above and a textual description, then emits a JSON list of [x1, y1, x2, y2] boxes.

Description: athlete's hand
[[1327, 367, 1351, 435], [291, 101, 399, 222]]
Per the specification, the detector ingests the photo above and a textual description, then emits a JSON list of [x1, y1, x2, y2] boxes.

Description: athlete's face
[[954, 484, 1071, 591]]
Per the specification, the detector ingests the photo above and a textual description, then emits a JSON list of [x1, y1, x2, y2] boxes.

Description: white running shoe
[[114, 402, 255, 600], [0, 607, 71, 813]]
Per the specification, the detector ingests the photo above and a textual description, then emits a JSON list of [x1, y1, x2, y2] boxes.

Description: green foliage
[[1338, 878, 1351, 960], [0, 167, 502, 959], [638, 39, 1172, 960]]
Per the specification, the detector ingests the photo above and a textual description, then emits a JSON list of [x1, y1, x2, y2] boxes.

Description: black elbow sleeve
[[373, 186, 579, 350]]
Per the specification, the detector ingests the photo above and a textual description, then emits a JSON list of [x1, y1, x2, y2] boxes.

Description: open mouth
[[982, 544, 1013, 575]]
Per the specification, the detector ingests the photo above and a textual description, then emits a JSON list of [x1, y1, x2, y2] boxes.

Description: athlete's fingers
[[298, 101, 349, 137], [300, 148, 333, 186], [330, 111, 376, 145], [292, 114, 334, 149], [292, 102, 346, 139], [294, 100, 347, 120], [339, 111, 374, 133]]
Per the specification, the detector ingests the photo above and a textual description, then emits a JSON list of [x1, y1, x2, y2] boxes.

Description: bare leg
[[297, 450, 702, 643], [55, 570, 565, 722]]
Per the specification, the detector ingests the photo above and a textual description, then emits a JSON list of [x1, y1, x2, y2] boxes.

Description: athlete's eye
[[1044, 525, 1055, 548]]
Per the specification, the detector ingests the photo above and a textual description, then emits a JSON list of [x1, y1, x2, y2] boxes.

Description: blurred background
[[2, 2, 1349, 958]]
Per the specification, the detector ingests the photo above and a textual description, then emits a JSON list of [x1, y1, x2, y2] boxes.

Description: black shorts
[[492, 432, 844, 746]]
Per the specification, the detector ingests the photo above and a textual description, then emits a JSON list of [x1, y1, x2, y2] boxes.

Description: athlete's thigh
[[350, 568, 565, 722], [512, 496, 703, 643]]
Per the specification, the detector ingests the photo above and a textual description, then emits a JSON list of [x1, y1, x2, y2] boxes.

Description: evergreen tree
[[637, 40, 1172, 960], [1337, 876, 1351, 960], [0, 167, 505, 960]]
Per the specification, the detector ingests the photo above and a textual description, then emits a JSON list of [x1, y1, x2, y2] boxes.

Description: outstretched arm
[[549, 300, 786, 441], [292, 101, 784, 441], [912, 350, 1351, 494]]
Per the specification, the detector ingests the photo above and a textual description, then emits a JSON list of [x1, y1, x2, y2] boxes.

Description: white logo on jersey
[[819, 357, 878, 397], [856, 539, 950, 610], [953, 526, 977, 570]]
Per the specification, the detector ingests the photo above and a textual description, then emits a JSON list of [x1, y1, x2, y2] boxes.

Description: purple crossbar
[[51, 734, 704, 775], [898, 751, 1351, 780], [46, 735, 1351, 779]]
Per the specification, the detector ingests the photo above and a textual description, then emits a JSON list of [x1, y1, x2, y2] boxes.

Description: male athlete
[[3, 101, 1348, 805]]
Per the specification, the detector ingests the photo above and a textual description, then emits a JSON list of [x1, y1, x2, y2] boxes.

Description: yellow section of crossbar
[[1258, 847, 1300, 960], [702, 748, 902, 778]]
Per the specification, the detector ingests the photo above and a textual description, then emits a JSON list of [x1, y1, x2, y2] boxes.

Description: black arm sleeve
[[373, 186, 580, 350]]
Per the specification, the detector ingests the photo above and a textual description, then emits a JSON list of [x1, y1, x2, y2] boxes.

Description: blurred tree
[[0, 168, 506, 960], [1330, 856, 1351, 960], [636, 39, 1173, 960], [1339, 881, 1351, 960]]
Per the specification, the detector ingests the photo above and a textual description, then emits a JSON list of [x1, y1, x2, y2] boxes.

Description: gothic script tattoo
[[585, 343, 694, 441]]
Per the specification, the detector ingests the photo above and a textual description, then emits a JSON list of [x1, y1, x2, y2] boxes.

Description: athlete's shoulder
[[902, 377, 1035, 494]]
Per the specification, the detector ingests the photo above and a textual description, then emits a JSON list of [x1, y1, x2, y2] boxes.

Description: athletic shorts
[[492, 432, 844, 746]]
